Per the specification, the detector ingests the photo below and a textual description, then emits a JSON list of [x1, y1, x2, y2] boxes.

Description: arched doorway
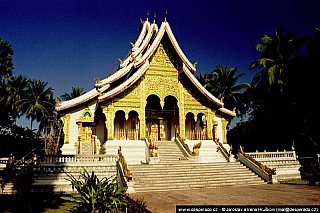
[[114, 110, 125, 140], [145, 95, 179, 141], [196, 113, 207, 140], [146, 95, 161, 141], [185, 112, 195, 140], [127, 111, 140, 140], [163, 96, 179, 140]]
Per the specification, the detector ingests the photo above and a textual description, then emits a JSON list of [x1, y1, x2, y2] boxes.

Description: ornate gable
[[76, 107, 94, 123], [150, 44, 175, 68]]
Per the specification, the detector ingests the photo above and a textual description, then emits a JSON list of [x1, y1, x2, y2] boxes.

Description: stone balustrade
[[41, 154, 118, 164], [246, 151, 296, 161]]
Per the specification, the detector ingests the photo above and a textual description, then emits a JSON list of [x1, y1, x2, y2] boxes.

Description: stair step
[[128, 140, 266, 192]]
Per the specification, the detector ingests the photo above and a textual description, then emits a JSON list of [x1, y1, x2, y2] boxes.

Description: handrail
[[237, 147, 277, 183], [144, 138, 150, 163], [214, 140, 230, 162], [117, 147, 133, 182], [116, 160, 127, 189], [175, 136, 200, 158]]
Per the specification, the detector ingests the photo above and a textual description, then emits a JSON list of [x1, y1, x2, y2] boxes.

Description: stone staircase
[[157, 140, 185, 163], [129, 140, 266, 192], [1, 166, 30, 194]]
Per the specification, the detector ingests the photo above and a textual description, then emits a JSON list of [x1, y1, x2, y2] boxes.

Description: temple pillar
[[206, 110, 213, 140], [140, 78, 146, 140], [77, 122, 82, 154], [60, 113, 70, 144], [102, 105, 115, 140], [178, 84, 185, 139], [221, 118, 229, 144]]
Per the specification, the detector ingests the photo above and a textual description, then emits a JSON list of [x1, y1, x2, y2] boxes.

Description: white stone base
[[60, 144, 76, 155], [104, 140, 147, 165], [126, 181, 135, 193], [184, 140, 227, 163]]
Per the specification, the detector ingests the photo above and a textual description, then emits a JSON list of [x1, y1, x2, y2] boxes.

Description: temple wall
[[214, 115, 223, 143], [60, 100, 97, 155]]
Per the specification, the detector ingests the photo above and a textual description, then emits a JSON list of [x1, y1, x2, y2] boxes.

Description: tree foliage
[[17, 79, 55, 130], [0, 124, 42, 159], [196, 65, 250, 116], [61, 87, 84, 101], [228, 26, 320, 156], [0, 37, 14, 82]]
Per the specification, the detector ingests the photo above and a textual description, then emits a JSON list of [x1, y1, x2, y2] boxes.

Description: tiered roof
[[56, 17, 235, 117]]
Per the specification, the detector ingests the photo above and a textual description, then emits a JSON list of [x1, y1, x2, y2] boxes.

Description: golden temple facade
[[56, 16, 235, 156]]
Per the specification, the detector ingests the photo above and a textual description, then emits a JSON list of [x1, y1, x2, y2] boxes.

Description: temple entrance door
[[145, 95, 179, 141], [163, 96, 179, 141]]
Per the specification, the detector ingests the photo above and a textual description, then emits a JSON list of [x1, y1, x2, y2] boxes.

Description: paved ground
[[130, 184, 320, 213]]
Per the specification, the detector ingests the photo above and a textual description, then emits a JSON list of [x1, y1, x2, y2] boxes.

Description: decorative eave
[[182, 64, 235, 117], [98, 61, 149, 102], [95, 63, 134, 88], [55, 84, 109, 112], [182, 63, 224, 107], [218, 107, 236, 117]]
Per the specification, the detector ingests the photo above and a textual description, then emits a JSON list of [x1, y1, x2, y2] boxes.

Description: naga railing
[[237, 146, 277, 183], [175, 136, 201, 158], [214, 140, 230, 162]]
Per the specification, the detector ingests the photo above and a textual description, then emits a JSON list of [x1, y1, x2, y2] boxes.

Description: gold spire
[[153, 12, 156, 23], [130, 42, 135, 48], [146, 11, 149, 22], [165, 9, 168, 22]]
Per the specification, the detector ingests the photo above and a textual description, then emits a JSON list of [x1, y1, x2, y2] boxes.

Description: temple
[[56, 15, 236, 163], [1, 15, 301, 195]]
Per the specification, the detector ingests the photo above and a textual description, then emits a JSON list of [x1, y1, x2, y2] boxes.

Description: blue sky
[[1, 0, 319, 128]]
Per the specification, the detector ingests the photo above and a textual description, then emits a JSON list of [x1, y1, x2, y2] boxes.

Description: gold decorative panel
[[61, 114, 70, 144], [150, 44, 175, 68]]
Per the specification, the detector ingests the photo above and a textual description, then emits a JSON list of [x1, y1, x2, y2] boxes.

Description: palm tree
[[196, 73, 213, 92], [6, 75, 28, 124], [61, 87, 84, 101], [0, 37, 14, 82], [210, 65, 250, 115], [18, 79, 54, 130], [250, 26, 304, 90]]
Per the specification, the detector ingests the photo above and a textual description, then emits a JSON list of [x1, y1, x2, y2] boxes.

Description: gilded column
[[221, 118, 229, 144], [61, 113, 70, 144], [77, 122, 82, 154], [102, 104, 115, 140], [206, 109, 213, 140], [178, 83, 185, 139], [140, 76, 146, 140]]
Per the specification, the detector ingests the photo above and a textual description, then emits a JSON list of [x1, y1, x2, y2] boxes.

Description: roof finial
[[193, 60, 198, 68], [165, 9, 168, 22], [146, 11, 149, 22], [153, 12, 156, 24]]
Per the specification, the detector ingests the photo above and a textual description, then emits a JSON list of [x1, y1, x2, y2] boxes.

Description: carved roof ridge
[[56, 84, 109, 111], [98, 61, 149, 102], [133, 22, 196, 73]]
